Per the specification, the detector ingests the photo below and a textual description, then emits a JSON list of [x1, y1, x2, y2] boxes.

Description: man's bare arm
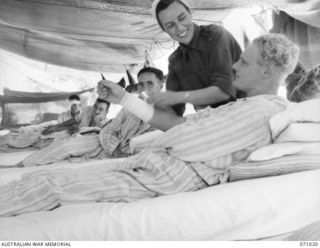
[[97, 80, 185, 131]]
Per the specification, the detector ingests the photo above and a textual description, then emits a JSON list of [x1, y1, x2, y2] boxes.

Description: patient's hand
[[97, 80, 126, 104], [93, 114, 105, 127]]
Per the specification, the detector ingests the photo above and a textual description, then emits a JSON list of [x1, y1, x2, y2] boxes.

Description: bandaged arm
[[120, 92, 184, 131]]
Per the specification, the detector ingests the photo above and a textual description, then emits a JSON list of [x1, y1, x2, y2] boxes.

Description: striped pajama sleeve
[[0, 148, 206, 217], [22, 134, 101, 167], [152, 96, 288, 185], [99, 109, 152, 156], [99, 110, 126, 156]]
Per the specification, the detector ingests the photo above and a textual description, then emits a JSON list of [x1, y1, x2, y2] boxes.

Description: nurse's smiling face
[[158, 1, 194, 45]]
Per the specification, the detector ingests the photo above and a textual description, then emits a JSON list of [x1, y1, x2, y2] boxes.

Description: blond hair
[[253, 34, 299, 74]]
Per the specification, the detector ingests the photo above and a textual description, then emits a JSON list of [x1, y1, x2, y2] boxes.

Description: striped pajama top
[[152, 95, 288, 185], [99, 108, 155, 156]]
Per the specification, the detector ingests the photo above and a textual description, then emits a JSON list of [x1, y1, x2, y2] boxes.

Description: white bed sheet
[[0, 163, 319, 241], [0, 151, 36, 166]]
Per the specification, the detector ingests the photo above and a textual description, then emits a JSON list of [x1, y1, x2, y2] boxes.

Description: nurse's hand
[[146, 91, 179, 107]]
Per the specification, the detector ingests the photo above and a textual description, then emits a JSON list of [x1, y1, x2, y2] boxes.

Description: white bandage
[[120, 93, 154, 123]]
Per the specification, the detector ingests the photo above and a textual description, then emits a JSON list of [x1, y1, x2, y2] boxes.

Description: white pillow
[[269, 99, 320, 139], [248, 142, 320, 161], [276, 123, 320, 143]]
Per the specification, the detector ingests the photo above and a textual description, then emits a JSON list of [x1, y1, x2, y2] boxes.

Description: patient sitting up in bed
[[3, 34, 316, 218], [96, 67, 168, 158], [79, 98, 110, 129], [40, 95, 111, 135], [54, 97, 111, 135], [19, 67, 165, 166]]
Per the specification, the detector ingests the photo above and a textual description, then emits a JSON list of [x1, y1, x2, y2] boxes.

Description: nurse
[[149, 0, 243, 115]]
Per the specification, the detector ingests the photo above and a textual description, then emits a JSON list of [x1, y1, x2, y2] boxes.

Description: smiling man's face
[[158, 1, 194, 45]]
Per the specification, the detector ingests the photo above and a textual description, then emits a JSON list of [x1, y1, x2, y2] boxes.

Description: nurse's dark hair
[[155, 0, 191, 30]]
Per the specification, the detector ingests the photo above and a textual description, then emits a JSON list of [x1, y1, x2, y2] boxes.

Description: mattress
[[0, 163, 319, 241]]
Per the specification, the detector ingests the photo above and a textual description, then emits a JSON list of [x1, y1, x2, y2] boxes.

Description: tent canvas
[[0, 0, 319, 73], [0, 87, 94, 104]]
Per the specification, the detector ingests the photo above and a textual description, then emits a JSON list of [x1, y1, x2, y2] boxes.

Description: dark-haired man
[[98, 67, 167, 158], [81, 98, 110, 128]]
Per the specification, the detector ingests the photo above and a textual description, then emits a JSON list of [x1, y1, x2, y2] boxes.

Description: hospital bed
[[1, 99, 320, 241], [0, 155, 319, 241]]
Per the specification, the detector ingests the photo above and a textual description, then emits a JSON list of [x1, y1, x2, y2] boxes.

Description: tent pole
[[0, 103, 5, 127]]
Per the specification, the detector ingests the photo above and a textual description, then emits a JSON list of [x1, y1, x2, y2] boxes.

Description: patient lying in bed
[[1, 34, 320, 218], [0, 98, 109, 152], [0, 95, 82, 150]]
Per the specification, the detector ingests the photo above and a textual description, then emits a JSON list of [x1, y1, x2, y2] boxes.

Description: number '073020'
[[300, 242, 319, 246]]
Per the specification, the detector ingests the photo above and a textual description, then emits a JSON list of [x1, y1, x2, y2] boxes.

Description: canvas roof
[[0, 87, 94, 104], [0, 0, 319, 73]]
